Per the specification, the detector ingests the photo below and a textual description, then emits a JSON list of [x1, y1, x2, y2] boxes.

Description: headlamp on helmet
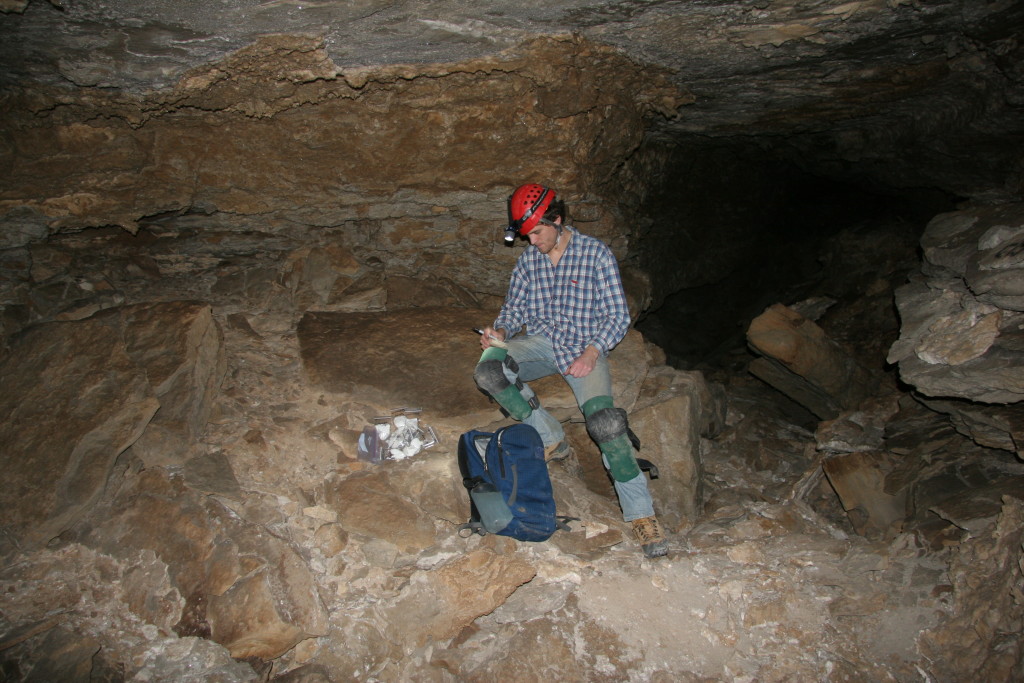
[[504, 183, 555, 244]]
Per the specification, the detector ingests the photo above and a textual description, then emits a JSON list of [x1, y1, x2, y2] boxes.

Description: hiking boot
[[544, 441, 571, 463], [631, 516, 668, 558]]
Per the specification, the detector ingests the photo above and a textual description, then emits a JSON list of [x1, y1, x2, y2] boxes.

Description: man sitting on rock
[[473, 183, 668, 559]]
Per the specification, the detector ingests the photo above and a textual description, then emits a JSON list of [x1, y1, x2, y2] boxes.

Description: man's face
[[525, 220, 560, 253]]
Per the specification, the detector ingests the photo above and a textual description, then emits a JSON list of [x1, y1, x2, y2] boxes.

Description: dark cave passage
[[629, 137, 962, 368]]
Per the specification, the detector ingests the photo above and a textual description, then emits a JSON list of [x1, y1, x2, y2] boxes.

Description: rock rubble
[[1, 204, 1021, 680]]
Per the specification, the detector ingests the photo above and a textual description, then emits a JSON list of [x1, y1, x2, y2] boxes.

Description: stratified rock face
[[889, 203, 1024, 406], [0, 301, 223, 550], [0, 34, 679, 241], [0, 34, 677, 342], [2, 0, 1022, 208]]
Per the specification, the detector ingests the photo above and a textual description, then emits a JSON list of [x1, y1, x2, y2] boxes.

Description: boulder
[[822, 451, 908, 539], [629, 366, 724, 532], [90, 469, 328, 661], [206, 571, 310, 661], [630, 393, 705, 532], [747, 303, 876, 419], [297, 307, 495, 421], [0, 301, 225, 551], [321, 463, 447, 555], [381, 548, 537, 648], [547, 464, 629, 554], [888, 276, 1024, 404]]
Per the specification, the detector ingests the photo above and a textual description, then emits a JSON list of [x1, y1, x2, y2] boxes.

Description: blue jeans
[[500, 333, 655, 522]]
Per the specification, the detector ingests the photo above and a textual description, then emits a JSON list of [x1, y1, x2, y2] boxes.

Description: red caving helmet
[[507, 183, 555, 236]]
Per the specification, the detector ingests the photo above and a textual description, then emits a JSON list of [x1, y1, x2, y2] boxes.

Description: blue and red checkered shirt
[[494, 227, 630, 373]]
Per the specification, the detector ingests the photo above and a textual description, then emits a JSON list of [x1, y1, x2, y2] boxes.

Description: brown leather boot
[[631, 516, 668, 558], [543, 441, 571, 463]]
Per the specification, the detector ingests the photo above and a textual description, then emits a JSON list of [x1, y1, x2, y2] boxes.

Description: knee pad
[[582, 397, 641, 482], [474, 348, 536, 421], [474, 351, 509, 396], [586, 405, 628, 443]]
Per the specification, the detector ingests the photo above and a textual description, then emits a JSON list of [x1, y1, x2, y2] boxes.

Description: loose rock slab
[[0, 316, 159, 549], [298, 307, 495, 419], [297, 306, 651, 421], [747, 303, 876, 419]]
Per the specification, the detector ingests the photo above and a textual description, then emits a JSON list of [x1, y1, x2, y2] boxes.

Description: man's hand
[[479, 326, 506, 350], [566, 345, 600, 378]]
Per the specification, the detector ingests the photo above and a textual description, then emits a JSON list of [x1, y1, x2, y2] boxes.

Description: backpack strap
[[457, 435, 485, 532], [494, 426, 522, 506], [555, 515, 580, 532], [458, 520, 487, 537]]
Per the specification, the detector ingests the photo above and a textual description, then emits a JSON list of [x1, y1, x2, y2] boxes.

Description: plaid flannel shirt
[[494, 227, 630, 373]]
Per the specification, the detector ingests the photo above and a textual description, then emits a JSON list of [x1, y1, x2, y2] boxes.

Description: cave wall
[[2, 1, 1022, 339], [0, 35, 683, 311]]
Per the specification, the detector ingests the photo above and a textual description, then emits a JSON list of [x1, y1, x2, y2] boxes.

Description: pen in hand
[[472, 327, 508, 348]]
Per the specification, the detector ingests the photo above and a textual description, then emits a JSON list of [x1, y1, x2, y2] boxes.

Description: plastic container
[[357, 425, 384, 462], [470, 481, 513, 533]]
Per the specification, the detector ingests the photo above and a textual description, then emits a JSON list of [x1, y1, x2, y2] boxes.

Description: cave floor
[[4, 223, 1001, 681], [205, 305, 956, 681]]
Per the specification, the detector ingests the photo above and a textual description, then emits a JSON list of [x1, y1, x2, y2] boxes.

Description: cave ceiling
[[1, 0, 1022, 203]]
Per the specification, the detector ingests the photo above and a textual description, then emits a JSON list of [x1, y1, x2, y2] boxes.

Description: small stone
[[303, 506, 338, 523]]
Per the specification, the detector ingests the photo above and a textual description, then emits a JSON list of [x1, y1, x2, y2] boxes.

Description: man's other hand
[[566, 345, 600, 378]]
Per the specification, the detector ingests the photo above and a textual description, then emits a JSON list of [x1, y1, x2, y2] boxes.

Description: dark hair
[[543, 198, 566, 224]]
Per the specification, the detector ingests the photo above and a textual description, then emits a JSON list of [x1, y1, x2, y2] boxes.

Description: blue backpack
[[457, 424, 568, 542]]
